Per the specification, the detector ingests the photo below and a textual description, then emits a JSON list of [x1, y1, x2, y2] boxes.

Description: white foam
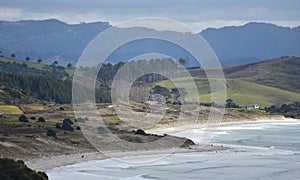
[[218, 125, 265, 130]]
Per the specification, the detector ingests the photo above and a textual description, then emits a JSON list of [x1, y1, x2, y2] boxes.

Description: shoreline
[[26, 146, 226, 172], [25, 117, 300, 172], [146, 117, 300, 135]]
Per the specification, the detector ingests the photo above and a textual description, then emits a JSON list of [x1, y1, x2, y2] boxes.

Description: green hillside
[[0, 56, 45, 69], [0, 56, 74, 78], [224, 56, 300, 93], [156, 78, 300, 108], [189, 56, 300, 93]]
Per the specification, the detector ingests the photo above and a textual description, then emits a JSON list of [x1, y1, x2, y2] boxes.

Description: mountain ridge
[[0, 19, 299, 66]]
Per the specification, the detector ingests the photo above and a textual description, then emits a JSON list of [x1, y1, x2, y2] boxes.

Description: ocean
[[48, 123, 300, 179]]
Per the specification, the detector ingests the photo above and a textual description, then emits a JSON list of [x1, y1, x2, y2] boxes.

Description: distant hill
[[0, 19, 299, 66], [200, 22, 300, 65], [0, 19, 110, 65]]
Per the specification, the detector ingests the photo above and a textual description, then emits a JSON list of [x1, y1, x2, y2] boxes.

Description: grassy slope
[[156, 78, 300, 107], [0, 56, 74, 76], [224, 57, 300, 93], [180, 57, 300, 107], [0, 105, 23, 114], [0, 56, 45, 69]]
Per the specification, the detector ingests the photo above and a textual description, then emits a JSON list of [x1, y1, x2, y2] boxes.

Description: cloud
[[0, 7, 22, 20], [0, 0, 299, 31]]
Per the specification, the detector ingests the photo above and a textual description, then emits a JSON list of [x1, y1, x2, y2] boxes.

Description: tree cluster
[[265, 102, 300, 118]]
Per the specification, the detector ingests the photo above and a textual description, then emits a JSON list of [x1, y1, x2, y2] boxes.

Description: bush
[[47, 129, 56, 137], [55, 123, 61, 129], [76, 126, 81, 130], [135, 129, 147, 136], [38, 117, 46, 122], [18, 115, 28, 122], [0, 158, 48, 180], [62, 118, 74, 131], [30, 117, 36, 120], [63, 118, 73, 125]]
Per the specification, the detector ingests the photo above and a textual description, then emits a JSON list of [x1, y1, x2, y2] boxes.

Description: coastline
[[25, 117, 300, 172], [26, 146, 226, 172], [146, 117, 300, 135]]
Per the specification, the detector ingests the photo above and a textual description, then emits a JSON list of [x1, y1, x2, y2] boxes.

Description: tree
[[37, 59, 42, 64], [52, 61, 58, 66], [178, 58, 188, 67], [10, 53, 16, 59], [66, 63, 72, 68], [225, 99, 238, 108], [25, 57, 30, 62]]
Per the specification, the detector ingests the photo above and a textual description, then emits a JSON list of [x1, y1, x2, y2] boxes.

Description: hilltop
[[1, 19, 299, 66]]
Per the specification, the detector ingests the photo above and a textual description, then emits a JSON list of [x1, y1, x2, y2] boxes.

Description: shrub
[[76, 126, 81, 130], [63, 118, 73, 125], [30, 117, 36, 120], [18, 115, 28, 122], [55, 123, 61, 129], [38, 117, 46, 122], [0, 158, 48, 180], [47, 129, 56, 137], [62, 118, 74, 131], [135, 129, 147, 136]]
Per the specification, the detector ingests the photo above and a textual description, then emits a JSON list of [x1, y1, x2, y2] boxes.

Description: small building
[[246, 104, 260, 109], [145, 100, 158, 105]]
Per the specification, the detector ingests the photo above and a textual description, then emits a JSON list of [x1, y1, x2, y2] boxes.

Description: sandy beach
[[146, 117, 300, 135], [25, 117, 300, 172], [26, 146, 226, 172]]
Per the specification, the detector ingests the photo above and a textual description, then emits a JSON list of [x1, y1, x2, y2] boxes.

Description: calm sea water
[[48, 123, 300, 180]]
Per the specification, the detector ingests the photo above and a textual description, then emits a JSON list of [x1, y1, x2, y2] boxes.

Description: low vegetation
[[0, 158, 48, 180]]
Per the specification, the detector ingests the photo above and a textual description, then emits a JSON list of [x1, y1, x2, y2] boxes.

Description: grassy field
[[156, 78, 300, 107], [0, 105, 23, 114]]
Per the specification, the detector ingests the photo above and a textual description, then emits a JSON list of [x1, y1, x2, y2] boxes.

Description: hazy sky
[[0, 0, 299, 31]]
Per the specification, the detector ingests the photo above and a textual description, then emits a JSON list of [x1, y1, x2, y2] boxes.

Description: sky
[[0, 0, 300, 32]]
